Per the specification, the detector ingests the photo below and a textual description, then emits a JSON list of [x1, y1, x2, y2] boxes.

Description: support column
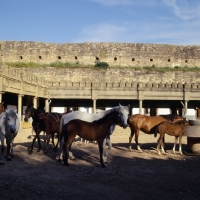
[[33, 97, 38, 108], [139, 100, 143, 114], [18, 95, 23, 127], [184, 100, 188, 116], [93, 99, 96, 113], [0, 93, 3, 103], [45, 99, 49, 112]]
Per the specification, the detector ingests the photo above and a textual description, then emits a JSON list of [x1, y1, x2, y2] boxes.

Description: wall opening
[[132, 58, 135, 61], [58, 56, 61, 59], [75, 56, 78, 60], [168, 59, 171, 62], [150, 58, 153, 62], [20, 56, 23, 59], [185, 60, 188, 63], [39, 56, 42, 59], [114, 57, 117, 61]]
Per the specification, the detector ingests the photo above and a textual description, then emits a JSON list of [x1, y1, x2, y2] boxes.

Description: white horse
[[0, 109, 20, 164], [58, 104, 130, 161]]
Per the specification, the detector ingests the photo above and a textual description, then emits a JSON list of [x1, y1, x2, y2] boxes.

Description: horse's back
[[128, 114, 168, 130], [157, 120, 188, 135]]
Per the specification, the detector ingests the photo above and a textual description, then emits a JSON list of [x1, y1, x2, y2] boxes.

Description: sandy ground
[[0, 126, 200, 200]]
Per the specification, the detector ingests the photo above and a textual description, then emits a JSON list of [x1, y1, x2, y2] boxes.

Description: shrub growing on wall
[[94, 62, 109, 69]]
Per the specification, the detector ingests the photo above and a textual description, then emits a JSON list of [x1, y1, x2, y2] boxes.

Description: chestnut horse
[[156, 119, 190, 155], [127, 114, 184, 152], [38, 112, 63, 153], [60, 108, 129, 168]]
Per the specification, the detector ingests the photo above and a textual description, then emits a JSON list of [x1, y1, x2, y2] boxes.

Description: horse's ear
[[119, 103, 122, 107]]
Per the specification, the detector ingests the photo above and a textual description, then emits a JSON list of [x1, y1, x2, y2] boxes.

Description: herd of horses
[[0, 102, 190, 167]]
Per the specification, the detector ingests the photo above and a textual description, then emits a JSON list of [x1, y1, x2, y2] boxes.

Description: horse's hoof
[[28, 150, 33, 155], [56, 156, 62, 162], [101, 164, 106, 168], [128, 148, 133, 152], [0, 160, 4, 165], [64, 162, 69, 166], [6, 156, 12, 161], [44, 150, 48, 154], [69, 155, 76, 160]]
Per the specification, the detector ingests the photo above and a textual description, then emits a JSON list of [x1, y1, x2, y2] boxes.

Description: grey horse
[[0, 109, 20, 164]]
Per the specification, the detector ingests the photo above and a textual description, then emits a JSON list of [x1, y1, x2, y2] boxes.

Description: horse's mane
[[159, 114, 178, 122]]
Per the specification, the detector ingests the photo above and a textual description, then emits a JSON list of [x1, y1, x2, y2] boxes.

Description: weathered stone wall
[[1, 41, 200, 67], [25, 67, 200, 84]]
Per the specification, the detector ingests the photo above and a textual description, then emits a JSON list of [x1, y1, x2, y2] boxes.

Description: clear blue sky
[[1, 0, 200, 45]]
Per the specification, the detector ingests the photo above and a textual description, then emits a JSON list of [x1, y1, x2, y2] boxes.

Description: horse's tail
[[59, 116, 65, 144], [151, 124, 160, 138]]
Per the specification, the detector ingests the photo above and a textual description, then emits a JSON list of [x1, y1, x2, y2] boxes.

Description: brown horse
[[38, 112, 62, 153], [60, 109, 128, 168], [0, 102, 4, 114], [156, 119, 190, 155], [127, 114, 184, 152]]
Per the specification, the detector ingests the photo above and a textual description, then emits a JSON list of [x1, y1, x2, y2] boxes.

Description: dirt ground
[[0, 125, 200, 200]]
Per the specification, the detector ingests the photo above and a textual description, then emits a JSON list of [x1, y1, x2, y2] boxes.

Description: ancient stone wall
[[22, 67, 200, 85], [1, 41, 200, 67]]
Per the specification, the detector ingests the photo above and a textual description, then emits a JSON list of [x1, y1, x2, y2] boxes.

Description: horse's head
[[5, 109, 19, 136], [183, 118, 190, 127], [116, 104, 130, 128], [24, 105, 34, 122], [174, 115, 184, 122]]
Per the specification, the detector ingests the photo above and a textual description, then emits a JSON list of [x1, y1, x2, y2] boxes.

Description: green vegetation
[[3, 61, 93, 68], [2, 61, 200, 72], [94, 62, 109, 69]]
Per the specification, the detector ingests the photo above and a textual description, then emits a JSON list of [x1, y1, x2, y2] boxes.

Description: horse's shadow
[[112, 142, 188, 155]]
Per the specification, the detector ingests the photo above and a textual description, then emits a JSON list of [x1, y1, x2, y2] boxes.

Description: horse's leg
[[128, 130, 134, 151], [157, 132, 166, 155], [63, 137, 75, 166], [44, 132, 50, 154], [0, 138, 5, 164], [68, 141, 75, 160], [51, 133, 55, 148], [29, 131, 41, 153], [6, 142, 12, 161], [97, 140, 106, 168], [29, 135, 37, 153], [161, 136, 165, 153], [135, 130, 143, 152], [37, 131, 42, 152], [54, 132, 59, 152], [107, 134, 112, 149], [57, 136, 64, 162], [103, 138, 107, 162], [173, 136, 178, 154], [10, 140, 14, 157], [157, 134, 162, 155], [178, 135, 183, 155]]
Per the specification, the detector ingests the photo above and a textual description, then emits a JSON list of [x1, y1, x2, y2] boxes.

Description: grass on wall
[[1, 61, 200, 72]]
